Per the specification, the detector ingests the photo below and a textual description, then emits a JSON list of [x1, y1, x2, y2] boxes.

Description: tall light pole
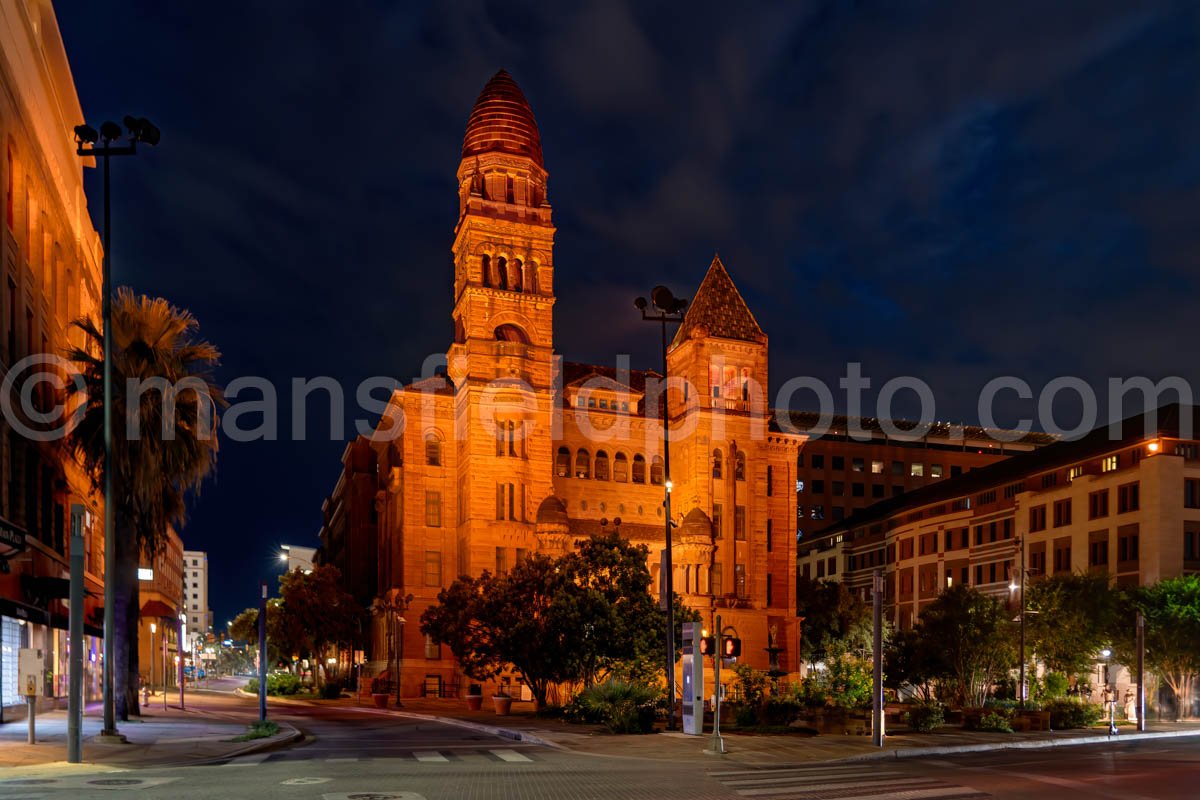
[[635, 286, 687, 731], [74, 116, 160, 739]]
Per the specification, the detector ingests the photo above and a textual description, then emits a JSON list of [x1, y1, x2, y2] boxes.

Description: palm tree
[[67, 288, 223, 719]]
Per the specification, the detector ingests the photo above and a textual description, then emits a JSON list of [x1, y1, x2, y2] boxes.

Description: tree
[[230, 601, 292, 667], [67, 290, 223, 720], [915, 585, 1016, 708], [421, 532, 696, 707], [277, 565, 366, 682], [1026, 573, 1119, 676], [884, 627, 937, 701], [797, 577, 873, 663], [1118, 575, 1200, 718]]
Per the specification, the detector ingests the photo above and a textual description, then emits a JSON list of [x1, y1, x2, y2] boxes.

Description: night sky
[[57, 2, 1199, 629]]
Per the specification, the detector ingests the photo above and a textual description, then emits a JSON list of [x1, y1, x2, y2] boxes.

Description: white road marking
[[413, 751, 449, 763], [490, 748, 533, 763], [281, 777, 332, 786], [223, 753, 271, 766]]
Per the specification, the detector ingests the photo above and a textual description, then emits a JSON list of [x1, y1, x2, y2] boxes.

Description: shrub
[[731, 663, 770, 706], [319, 681, 344, 699], [269, 672, 302, 696], [759, 696, 802, 727], [1044, 698, 1103, 729], [574, 680, 661, 734], [1041, 672, 1069, 699], [978, 712, 1013, 733], [734, 704, 759, 728], [905, 702, 945, 732], [984, 698, 1018, 714], [245, 678, 259, 694]]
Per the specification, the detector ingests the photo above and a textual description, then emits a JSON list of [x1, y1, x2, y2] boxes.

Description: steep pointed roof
[[462, 69, 544, 167], [673, 255, 766, 345]]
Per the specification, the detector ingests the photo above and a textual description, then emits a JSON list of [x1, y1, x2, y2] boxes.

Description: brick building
[[800, 404, 1200, 630], [317, 71, 803, 698], [0, 0, 106, 720]]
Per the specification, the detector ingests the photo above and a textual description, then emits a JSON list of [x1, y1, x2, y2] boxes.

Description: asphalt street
[[0, 681, 1196, 800]]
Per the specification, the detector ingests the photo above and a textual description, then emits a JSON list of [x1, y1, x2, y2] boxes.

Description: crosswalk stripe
[[223, 753, 271, 767], [326, 757, 359, 762], [724, 772, 921, 791], [713, 765, 892, 778], [490, 749, 533, 763], [413, 751, 449, 763], [724, 770, 906, 786], [735, 777, 943, 796]]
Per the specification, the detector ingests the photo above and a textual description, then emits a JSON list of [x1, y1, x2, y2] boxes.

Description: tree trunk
[[112, 516, 140, 720]]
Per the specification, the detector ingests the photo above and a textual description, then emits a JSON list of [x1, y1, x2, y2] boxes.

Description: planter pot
[[372, 693, 390, 709], [466, 694, 483, 711], [493, 696, 513, 715]]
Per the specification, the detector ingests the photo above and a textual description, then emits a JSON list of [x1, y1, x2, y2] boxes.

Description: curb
[[347, 706, 560, 750], [837, 727, 1200, 762]]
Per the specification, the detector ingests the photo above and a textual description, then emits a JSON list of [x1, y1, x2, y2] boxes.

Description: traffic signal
[[722, 636, 742, 658], [698, 636, 717, 656]]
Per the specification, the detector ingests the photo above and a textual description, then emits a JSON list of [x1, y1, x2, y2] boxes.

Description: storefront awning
[[140, 600, 177, 619]]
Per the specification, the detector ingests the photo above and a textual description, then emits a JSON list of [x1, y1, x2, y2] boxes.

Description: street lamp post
[[74, 117, 160, 739], [635, 286, 687, 732]]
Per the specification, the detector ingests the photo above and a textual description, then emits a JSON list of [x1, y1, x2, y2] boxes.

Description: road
[[0, 680, 1196, 799]]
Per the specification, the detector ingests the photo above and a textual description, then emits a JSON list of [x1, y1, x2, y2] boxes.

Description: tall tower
[[447, 70, 557, 575]]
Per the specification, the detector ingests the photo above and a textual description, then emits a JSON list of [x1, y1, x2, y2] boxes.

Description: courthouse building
[[0, 0, 106, 720], [318, 71, 806, 698]]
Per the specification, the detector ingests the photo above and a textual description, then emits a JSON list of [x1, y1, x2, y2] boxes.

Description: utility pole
[[67, 506, 86, 762], [258, 581, 268, 722], [706, 614, 726, 756], [872, 569, 884, 747]]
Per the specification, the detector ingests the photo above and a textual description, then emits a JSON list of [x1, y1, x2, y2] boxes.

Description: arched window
[[497, 256, 508, 289], [594, 450, 610, 481], [712, 449, 723, 479], [507, 420, 516, 456], [735, 451, 746, 480], [454, 317, 466, 344], [425, 433, 442, 467], [526, 262, 538, 294], [512, 259, 523, 293], [613, 452, 629, 482], [556, 447, 571, 477], [632, 454, 647, 483], [650, 455, 665, 485], [575, 449, 591, 479], [494, 324, 530, 344], [481, 254, 491, 287]]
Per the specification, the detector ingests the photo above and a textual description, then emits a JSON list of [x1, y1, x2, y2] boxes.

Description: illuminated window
[[425, 491, 442, 527], [424, 551, 442, 586], [1102, 455, 1120, 473], [871, 460, 884, 474], [425, 433, 442, 466], [594, 450, 610, 481], [911, 463, 924, 477]]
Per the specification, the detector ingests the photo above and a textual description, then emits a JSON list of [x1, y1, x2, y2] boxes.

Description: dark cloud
[[58, 0, 1200, 626]]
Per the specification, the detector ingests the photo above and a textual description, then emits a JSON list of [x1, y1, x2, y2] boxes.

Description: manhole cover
[[323, 794, 427, 800], [87, 779, 143, 786]]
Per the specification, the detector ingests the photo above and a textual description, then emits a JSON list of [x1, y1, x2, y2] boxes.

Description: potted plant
[[370, 676, 390, 709], [493, 685, 513, 715], [466, 683, 483, 712]]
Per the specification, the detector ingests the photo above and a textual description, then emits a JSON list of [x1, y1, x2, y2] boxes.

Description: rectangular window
[[495, 546, 508, 576], [832, 481, 844, 497], [4, 141, 13, 229], [735, 564, 747, 598], [832, 456, 845, 470], [1053, 541, 1071, 573], [1102, 455, 1120, 473], [766, 465, 774, 496], [1089, 490, 1109, 519], [812, 479, 825, 494], [425, 490, 442, 527], [712, 503, 723, 538], [811, 454, 825, 469], [766, 519, 773, 552], [516, 547, 528, 565], [734, 506, 746, 540], [852, 458, 864, 473], [424, 634, 440, 660], [1053, 499, 1072, 528], [1118, 482, 1140, 514], [711, 563, 723, 595], [931, 464, 943, 479], [495, 483, 504, 520], [974, 565, 983, 585], [852, 482, 864, 497], [1186, 479, 1200, 509], [911, 463, 924, 477], [871, 460, 884, 474], [1042, 473, 1058, 489], [424, 551, 442, 586], [872, 484, 884, 498], [1089, 537, 1109, 567], [1029, 505, 1047, 532], [1117, 528, 1139, 564], [1185, 524, 1199, 562], [1069, 466, 1083, 481]]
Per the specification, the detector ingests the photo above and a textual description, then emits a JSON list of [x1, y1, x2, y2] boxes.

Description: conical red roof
[[673, 255, 766, 345], [462, 70, 543, 167]]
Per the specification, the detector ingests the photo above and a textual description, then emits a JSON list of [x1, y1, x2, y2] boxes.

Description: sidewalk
[[313, 694, 1200, 765], [0, 695, 301, 776]]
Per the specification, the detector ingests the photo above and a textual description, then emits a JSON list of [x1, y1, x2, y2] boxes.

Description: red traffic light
[[698, 636, 716, 656], [722, 636, 742, 658]]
